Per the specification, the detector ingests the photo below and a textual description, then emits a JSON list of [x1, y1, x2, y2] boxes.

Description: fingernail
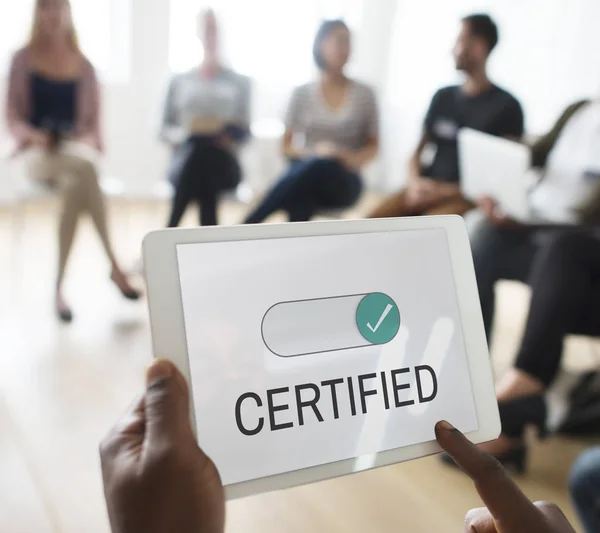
[[146, 360, 173, 387], [436, 420, 456, 432]]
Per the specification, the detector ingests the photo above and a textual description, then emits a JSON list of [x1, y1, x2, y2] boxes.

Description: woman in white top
[[160, 9, 251, 226], [244, 20, 379, 223]]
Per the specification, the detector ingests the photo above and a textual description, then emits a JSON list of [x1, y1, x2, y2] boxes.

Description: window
[[169, 0, 364, 86], [0, 0, 131, 83]]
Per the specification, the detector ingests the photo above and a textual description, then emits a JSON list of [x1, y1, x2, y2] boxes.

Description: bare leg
[[20, 147, 79, 320], [56, 174, 88, 321], [56, 145, 140, 299]]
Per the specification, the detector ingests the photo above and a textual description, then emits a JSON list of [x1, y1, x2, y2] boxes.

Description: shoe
[[110, 270, 142, 301], [56, 303, 73, 323], [440, 394, 547, 474], [441, 446, 527, 474], [499, 393, 547, 439]]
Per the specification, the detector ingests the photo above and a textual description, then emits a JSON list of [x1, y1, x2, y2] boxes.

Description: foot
[[497, 369, 545, 403], [110, 267, 142, 301], [56, 293, 73, 323]]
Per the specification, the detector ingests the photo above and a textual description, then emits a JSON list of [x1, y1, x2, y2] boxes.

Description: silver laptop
[[458, 128, 532, 221]]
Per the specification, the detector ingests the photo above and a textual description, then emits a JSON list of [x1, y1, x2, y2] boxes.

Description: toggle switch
[[262, 293, 400, 358]]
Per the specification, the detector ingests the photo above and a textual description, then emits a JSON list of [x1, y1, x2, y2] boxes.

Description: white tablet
[[143, 216, 499, 500], [459, 128, 532, 221]]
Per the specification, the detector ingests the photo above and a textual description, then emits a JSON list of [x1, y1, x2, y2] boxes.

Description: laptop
[[458, 128, 532, 221]]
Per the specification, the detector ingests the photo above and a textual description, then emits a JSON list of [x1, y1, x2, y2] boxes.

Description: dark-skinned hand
[[436, 421, 575, 533], [100, 360, 225, 533]]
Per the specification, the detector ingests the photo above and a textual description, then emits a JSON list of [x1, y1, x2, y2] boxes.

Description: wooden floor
[[0, 196, 595, 533]]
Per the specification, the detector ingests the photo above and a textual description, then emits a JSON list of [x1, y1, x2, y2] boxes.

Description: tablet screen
[[176, 229, 478, 485]]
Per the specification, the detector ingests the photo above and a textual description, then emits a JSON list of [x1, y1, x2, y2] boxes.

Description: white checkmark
[[367, 304, 393, 333]]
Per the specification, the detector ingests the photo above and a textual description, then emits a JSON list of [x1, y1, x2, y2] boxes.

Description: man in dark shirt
[[370, 13, 524, 218]]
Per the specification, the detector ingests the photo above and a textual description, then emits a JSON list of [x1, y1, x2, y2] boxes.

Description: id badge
[[433, 119, 459, 140]]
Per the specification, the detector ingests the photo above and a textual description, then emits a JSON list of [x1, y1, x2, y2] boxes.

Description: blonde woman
[[6, 0, 140, 322]]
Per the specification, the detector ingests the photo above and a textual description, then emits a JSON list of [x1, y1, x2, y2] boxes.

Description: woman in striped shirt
[[244, 20, 379, 223]]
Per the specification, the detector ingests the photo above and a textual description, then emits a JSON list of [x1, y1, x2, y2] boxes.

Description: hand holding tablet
[[143, 216, 500, 499], [101, 360, 574, 533]]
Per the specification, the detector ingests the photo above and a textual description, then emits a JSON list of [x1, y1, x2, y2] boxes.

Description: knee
[[298, 158, 338, 176], [61, 153, 99, 184], [569, 448, 600, 503], [76, 158, 99, 182], [469, 218, 510, 271]]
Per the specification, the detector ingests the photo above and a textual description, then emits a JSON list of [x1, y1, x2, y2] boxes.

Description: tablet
[[143, 216, 499, 500], [458, 128, 532, 221]]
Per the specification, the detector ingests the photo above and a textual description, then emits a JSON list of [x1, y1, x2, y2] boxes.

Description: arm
[[234, 75, 251, 139], [478, 196, 576, 231], [281, 86, 307, 160], [159, 77, 186, 146], [406, 89, 459, 195], [78, 59, 103, 151], [530, 101, 589, 168], [342, 135, 378, 170], [408, 133, 429, 183], [281, 128, 307, 160], [5, 50, 41, 146], [407, 133, 460, 198], [339, 86, 380, 170]]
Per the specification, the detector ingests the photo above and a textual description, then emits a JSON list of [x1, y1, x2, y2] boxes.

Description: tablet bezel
[[143, 215, 500, 500]]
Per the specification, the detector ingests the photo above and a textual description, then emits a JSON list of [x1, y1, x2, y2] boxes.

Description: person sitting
[[101, 359, 576, 533], [570, 447, 600, 533], [6, 0, 139, 323], [369, 14, 524, 219], [244, 19, 379, 224], [471, 98, 594, 341], [442, 230, 600, 476], [160, 8, 251, 227]]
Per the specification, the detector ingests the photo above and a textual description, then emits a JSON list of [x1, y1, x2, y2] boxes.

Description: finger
[[144, 359, 192, 447], [534, 502, 576, 532], [464, 508, 496, 533], [99, 394, 145, 458], [435, 421, 546, 531]]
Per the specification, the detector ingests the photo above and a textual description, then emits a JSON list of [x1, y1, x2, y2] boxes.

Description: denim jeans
[[245, 157, 362, 223], [570, 447, 600, 533]]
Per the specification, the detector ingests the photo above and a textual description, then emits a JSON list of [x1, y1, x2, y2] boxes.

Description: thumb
[[144, 359, 192, 446]]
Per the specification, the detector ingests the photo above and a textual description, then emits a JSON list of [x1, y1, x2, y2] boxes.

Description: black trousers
[[515, 231, 600, 386], [244, 158, 362, 223], [471, 218, 600, 386], [167, 142, 240, 227]]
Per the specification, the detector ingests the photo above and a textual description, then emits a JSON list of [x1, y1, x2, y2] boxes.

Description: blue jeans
[[244, 158, 362, 223], [570, 448, 600, 533]]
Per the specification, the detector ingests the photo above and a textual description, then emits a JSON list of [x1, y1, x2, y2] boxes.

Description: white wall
[[381, 0, 600, 190]]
